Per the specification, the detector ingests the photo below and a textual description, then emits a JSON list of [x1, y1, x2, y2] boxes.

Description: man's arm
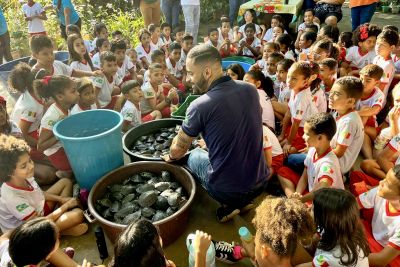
[[168, 128, 196, 160]]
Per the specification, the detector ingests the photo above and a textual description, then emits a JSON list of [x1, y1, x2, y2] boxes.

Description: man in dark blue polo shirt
[[163, 44, 269, 222]]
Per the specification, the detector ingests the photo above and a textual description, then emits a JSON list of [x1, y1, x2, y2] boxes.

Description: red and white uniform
[[22, 2, 46, 34], [288, 88, 318, 127], [92, 74, 122, 108], [358, 187, 400, 249], [331, 111, 364, 174], [121, 100, 142, 128], [159, 35, 172, 48], [135, 44, 156, 64], [39, 103, 68, 156], [313, 246, 369, 267], [238, 23, 262, 37], [257, 89, 275, 130], [239, 37, 261, 57], [218, 28, 235, 43], [345, 46, 376, 70], [278, 82, 290, 103], [0, 177, 45, 232], [117, 55, 135, 81], [11, 90, 44, 133], [304, 147, 344, 191], [312, 88, 327, 113], [373, 55, 395, 99], [91, 52, 101, 69], [70, 60, 92, 72], [263, 126, 283, 156], [356, 88, 385, 126], [166, 57, 184, 79], [52, 60, 73, 76], [387, 135, 400, 165], [70, 103, 97, 115]]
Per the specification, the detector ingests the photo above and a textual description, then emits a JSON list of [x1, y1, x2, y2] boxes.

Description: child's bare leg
[[365, 126, 378, 140], [34, 163, 58, 186], [151, 110, 162, 120], [56, 208, 87, 236], [46, 178, 73, 209], [360, 159, 386, 180], [47, 248, 78, 267], [278, 175, 296, 197], [361, 133, 373, 159]]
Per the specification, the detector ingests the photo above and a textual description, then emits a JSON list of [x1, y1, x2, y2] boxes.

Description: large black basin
[[122, 118, 184, 162]]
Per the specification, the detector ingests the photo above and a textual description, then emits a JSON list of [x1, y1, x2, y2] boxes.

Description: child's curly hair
[[253, 196, 315, 257], [353, 23, 381, 45], [8, 63, 36, 93], [0, 134, 31, 182]]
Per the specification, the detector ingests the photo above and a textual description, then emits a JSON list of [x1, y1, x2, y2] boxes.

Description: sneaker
[[240, 201, 255, 214], [213, 240, 243, 264], [216, 206, 240, 223], [63, 247, 75, 259]]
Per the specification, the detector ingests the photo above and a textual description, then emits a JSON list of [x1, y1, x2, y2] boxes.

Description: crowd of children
[[1, 2, 400, 266]]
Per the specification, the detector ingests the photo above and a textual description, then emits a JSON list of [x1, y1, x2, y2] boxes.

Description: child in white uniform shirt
[[22, 0, 47, 36]]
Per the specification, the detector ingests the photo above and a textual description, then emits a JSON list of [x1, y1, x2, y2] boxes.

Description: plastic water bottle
[[186, 233, 216, 267], [239, 227, 255, 262]]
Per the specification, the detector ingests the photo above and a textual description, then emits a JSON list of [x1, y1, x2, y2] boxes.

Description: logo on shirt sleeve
[[340, 130, 351, 139], [27, 111, 37, 118], [295, 110, 304, 115], [16, 203, 29, 212], [322, 165, 334, 174], [315, 255, 330, 267]]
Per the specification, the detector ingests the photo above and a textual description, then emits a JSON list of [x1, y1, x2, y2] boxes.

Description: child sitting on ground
[[165, 42, 187, 91], [298, 31, 317, 59], [66, 24, 93, 56], [127, 48, 143, 74], [295, 8, 319, 49], [237, 23, 261, 58], [262, 14, 285, 43], [318, 58, 337, 98], [276, 34, 297, 61], [173, 25, 185, 44], [141, 63, 178, 119], [278, 113, 344, 202], [278, 62, 318, 156], [251, 43, 279, 71], [270, 23, 285, 43], [91, 37, 111, 69], [179, 34, 194, 67], [262, 124, 283, 177], [205, 27, 222, 51], [30, 35, 99, 78], [0, 217, 83, 266], [67, 34, 95, 72], [148, 23, 163, 50], [373, 29, 399, 99], [337, 31, 353, 64], [0, 97, 22, 139], [357, 166, 400, 266], [71, 77, 97, 114], [92, 51, 122, 109], [357, 64, 385, 159], [111, 39, 136, 82], [159, 22, 172, 49], [301, 188, 370, 267], [136, 29, 156, 69], [308, 38, 340, 63], [36, 75, 79, 177], [91, 22, 109, 53], [0, 134, 87, 236], [218, 16, 236, 55], [236, 9, 262, 40], [317, 25, 339, 43], [329, 77, 364, 175], [243, 70, 275, 130], [340, 23, 381, 76], [121, 80, 161, 132], [272, 58, 294, 122]]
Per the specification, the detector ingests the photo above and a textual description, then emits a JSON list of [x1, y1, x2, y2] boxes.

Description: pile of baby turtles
[[129, 126, 197, 158], [95, 170, 188, 225]]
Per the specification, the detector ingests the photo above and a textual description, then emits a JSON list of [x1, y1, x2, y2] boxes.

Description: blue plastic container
[[53, 110, 123, 189], [221, 60, 252, 72]]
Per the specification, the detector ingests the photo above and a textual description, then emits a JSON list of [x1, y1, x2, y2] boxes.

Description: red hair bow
[[42, 76, 52, 86], [360, 25, 369, 41]]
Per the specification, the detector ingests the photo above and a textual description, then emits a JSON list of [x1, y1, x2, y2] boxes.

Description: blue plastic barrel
[[53, 110, 124, 189], [221, 60, 252, 72]]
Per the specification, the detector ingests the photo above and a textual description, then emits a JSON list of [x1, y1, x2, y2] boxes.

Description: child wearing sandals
[[0, 134, 87, 236]]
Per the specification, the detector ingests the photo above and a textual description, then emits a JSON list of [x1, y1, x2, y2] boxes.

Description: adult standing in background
[[181, 0, 200, 44], [161, 0, 181, 30], [349, 0, 378, 31], [50, 0, 81, 40], [314, 0, 345, 27], [0, 7, 12, 65], [229, 0, 249, 27], [139, 0, 161, 27]]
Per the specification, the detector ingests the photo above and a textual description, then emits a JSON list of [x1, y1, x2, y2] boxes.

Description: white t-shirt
[[331, 111, 364, 174], [151, 38, 164, 50], [240, 37, 262, 57], [345, 46, 376, 70], [136, 44, 156, 64], [52, 60, 73, 76], [0, 240, 12, 267], [263, 125, 283, 157], [140, 81, 163, 115], [91, 52, 101, 69], [392, 54, 400, 74], [356, 88, 385, 126], [218, 28, 235, 43], [205, 39, 222, 51], [22, 3, 45, 33], [312, 87, 327, 113], [298, 22, 320, 32], [263, 28, 288, 42], [278, 82, 290, 103], [166, 57, 184, 79], [180, 49, 188, 67], [117, 55, 134, 81], [92, 74, 121, 108], [313, 246, 369, 267], [373, 55, 395, 99], [304, 147, 344, 192], [11, 90, 44, 133], [238, 23, 262, 37], [70, 103, 97, 115], [358, 187, 400, 248], [257, 89, 275, 130], [70, 60, 93, 72], [181, 0, 199, 5], [288, 88, 318, 127], [121, 100, 142, 127], [159, 35, 172, 48], [284, 50, 296, 61], [0, 177, 45, 232], [387, 135, 400, 165], [40, 103, 68, 156]]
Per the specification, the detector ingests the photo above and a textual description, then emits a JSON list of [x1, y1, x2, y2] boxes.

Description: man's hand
[[161, 154, 176, 163]]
